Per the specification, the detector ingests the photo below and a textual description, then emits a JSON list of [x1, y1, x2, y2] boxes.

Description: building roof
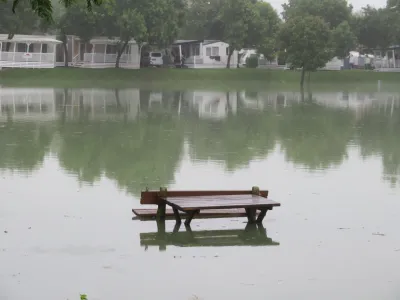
[[203, 40, 220, 45], [0, 34, 62, 44], [86, 37, 138, 45], [173, 39, 225, 46], [173, 40, 202, 45]]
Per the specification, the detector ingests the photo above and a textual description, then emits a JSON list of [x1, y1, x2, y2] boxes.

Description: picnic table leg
[[156, 220, 167, 252], [184, 210, 200, 226], [173, 221, 181, 233], [156, 187, 168, 220], [184, 224, 193, 234], [245, 208, 256, 223], [257, 223, 267, 236], [172, 207, 182, 224], [156, 203, 166, 220], [256, 208, 268, 223]]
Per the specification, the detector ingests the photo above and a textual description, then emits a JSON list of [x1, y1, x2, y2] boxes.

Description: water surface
[[0, 87, 400, 300]]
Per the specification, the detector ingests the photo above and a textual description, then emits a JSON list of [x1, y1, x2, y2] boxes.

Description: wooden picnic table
[[160, 194, 280, 226]]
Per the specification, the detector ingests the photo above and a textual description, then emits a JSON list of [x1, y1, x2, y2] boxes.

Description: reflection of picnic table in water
[[140, 221, 280, 251]]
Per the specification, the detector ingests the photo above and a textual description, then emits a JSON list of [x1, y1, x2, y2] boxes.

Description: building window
[[226, 47, 229, 55], [206, 47, 211, 56], [17, 43, 27, 52], [212, 47, 219, 56], [106, 45, 117, 54], [2, 42, 12, 51], [42, 44, 48, 53]]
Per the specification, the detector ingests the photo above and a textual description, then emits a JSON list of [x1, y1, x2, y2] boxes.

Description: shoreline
[[1, 68, 400, 91]]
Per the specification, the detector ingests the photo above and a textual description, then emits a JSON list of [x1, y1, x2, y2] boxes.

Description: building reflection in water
[[0, 86, 399, 188]]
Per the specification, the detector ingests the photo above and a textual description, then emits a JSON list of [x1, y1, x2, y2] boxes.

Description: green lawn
[[0, 67, 399, 90]]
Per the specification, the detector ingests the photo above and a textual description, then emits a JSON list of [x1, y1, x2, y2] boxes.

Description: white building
[[0, 34, 141, 69], [172, 40, 238, 68], [0, 34, 61, 69], [58, 35, 141, 69]]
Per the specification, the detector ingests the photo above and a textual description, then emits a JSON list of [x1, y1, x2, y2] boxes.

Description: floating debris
[[337, 227, 351, 230], [372, 232, 386, 236]]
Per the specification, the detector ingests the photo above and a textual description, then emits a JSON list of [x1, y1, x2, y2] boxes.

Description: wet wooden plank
[[164, 195, 280, 211], [132, 208, 260, 220], [140, 189, 269, 205]]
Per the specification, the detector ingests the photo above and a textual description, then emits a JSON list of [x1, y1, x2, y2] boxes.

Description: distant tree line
[[1, 0, 400, 83]]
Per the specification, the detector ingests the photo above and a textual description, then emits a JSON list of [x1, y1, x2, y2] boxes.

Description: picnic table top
[[161, 194, 280, 211]]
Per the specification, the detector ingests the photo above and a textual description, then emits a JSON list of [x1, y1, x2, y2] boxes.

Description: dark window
[[106, 45, 117, 54], [17, 43, 27, 52], [42, 44, 48, 53], [151, 52, 162, 57]]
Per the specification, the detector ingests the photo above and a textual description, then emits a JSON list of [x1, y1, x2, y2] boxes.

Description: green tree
[[331, 21, 356, 59], [70, 0, 184, 68], [52, 3, 97, 67], [279, 15, 332, 87], [0, 0, 42, 41], [219, 0, 257, 68], [353, 6, 392, 50], [249, 1, 281, 61], [180, 0, 224, 40], [282, 0, 352, 29], [5, 0, 101, 21], [99, 0, 148, 68]]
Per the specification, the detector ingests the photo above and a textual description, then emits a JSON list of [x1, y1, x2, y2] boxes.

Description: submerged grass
[[0, 67, 400, 91]]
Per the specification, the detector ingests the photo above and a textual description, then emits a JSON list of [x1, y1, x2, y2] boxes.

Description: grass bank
[[1, 67, 400, 90]]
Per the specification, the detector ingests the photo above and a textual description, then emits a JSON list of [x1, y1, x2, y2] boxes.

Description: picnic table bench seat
[[132, 208, 261, 220]]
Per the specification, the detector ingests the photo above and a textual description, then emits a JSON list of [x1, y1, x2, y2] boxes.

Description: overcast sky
[[270, 0, 387, 14]]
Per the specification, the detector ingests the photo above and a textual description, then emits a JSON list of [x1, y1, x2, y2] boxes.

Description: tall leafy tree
[[353, 6, 393, 50], [248, 1, 281, 60], [282, 0, 353, 29], [180, 0, 224, 40], [219, 0, 257, 68], [279, 15, 332, 87], [0, 0, 42, 40], [99, 0, 148, 68], [53, 2, 97, 66], [331, 21, 356, 58], [4, 0, 101, 21]]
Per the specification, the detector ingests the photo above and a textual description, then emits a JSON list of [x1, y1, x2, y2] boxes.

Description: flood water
[[0, 87, 400, 300]]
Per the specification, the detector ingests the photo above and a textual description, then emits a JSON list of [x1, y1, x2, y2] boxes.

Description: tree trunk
[[114, 89, 121, 109], [300, 67, 306, 88], [61, 88, 68, 125], [226, 48, 234, 69], [115, 40, 129, 68], [138, 43, 143, 68], [62, 40, 69, 67]]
